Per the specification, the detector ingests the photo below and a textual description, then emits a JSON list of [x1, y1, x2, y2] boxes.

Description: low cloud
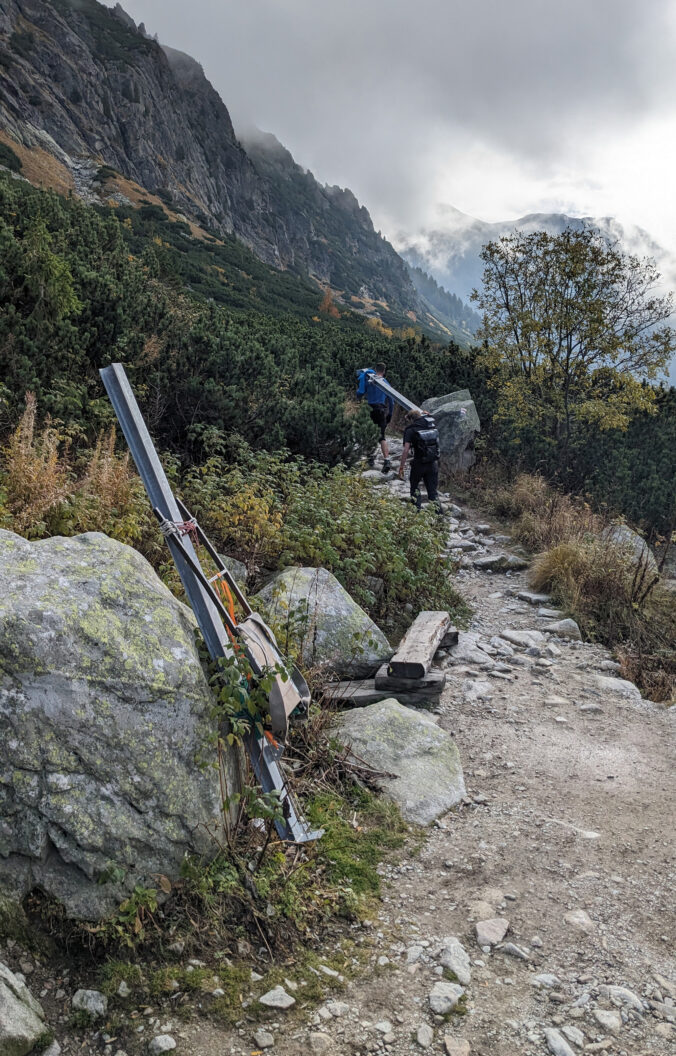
[[110, 1, 676, 251]]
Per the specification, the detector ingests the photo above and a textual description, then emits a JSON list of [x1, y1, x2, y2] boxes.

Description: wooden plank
[[388, 610, 451, 680], [374, 664, 446, 693], [439, 627, 459, 649], [323, 680, 442, 708]]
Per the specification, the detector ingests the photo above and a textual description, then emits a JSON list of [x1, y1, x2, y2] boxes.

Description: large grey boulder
[[0, 960, 47, 1055], [421, 390, 480, 471], [0, 530, 230, 920], [334, 699, 465, 824], [219, 554, 247, 591], [602, 524, 658, 577], [254, 567, 391, 678]]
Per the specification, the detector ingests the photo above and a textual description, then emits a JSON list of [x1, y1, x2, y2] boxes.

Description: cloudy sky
[[107, 1, 676, 257]]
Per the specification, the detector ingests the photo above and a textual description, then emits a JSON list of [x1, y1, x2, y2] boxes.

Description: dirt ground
[[4, 497, 674, 1056], [171, 497, 676, 1056]]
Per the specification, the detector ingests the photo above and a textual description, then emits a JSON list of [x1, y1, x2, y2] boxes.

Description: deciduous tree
[[472, 228, 675, 463]]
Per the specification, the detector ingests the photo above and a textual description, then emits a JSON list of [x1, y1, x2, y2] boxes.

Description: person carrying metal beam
[[356, 362, 394, 471], [398, 408, 442, 513]]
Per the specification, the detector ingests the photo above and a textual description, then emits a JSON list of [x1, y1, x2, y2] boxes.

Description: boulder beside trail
[[219, 553, 247, 591], [602, 523, 658, 577], [421, 390, 480, 472], [334, 699, 465, 824], [0, 960, 47, 1056], [254, 567, 392, 678], [0, 529, 232, 920]]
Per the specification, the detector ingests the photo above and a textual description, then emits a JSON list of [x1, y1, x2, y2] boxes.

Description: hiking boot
[[381, 459, 392, 473]]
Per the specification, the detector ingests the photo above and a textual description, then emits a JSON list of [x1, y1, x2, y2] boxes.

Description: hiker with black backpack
[[398, 408, 441, 512]]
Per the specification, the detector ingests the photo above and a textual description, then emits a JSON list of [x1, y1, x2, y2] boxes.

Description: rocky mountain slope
[[0, 0, 421, 317]]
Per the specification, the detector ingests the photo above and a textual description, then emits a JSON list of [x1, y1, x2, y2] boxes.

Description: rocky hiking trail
[[176, 465, 676, 1056], [3, 468, 673, 1056]]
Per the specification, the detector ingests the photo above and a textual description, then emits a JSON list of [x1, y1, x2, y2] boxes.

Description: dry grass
[[532, 540, 660, 640], [0, 131, 75, 195], [533, 537, 675, 703], [492, 473, 603, 550], [1, 393, 71, 535], [0, 395, 162, 562], [491, 473, 675, 702]]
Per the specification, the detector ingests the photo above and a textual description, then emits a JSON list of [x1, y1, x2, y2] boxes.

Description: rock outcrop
[[421, 390, 480, 471], [0, 960, 47, 1056], [334, 699, 466, 824], [0, 529, 230, 920], [254, 567, 392, 678], [602, 523, 658, 577]]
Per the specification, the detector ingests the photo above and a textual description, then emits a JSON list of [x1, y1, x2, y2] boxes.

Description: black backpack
[[411, 415, 440, 462]]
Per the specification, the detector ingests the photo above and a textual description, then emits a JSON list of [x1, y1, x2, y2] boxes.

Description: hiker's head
[[405, 408, 423, 422], [376, 362, 386, 376]]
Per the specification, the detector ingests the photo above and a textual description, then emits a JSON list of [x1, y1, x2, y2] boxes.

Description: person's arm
[[398, 441, 411, 479]]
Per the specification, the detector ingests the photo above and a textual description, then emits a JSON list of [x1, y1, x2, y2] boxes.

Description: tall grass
[[0, 394, 162, 561], [485, 473, 674, 703], [1, 393, 70, 535]]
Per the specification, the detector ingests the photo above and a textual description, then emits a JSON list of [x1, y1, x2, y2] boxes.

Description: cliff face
[[0, 0, 420, 314], [242, 129, 418, 310]]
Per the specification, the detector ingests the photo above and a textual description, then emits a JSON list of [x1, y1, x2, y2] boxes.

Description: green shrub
[[182, 446, 466, 632]]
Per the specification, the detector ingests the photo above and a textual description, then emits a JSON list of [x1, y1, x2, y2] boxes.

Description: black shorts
[[369, 404, 388, 441]]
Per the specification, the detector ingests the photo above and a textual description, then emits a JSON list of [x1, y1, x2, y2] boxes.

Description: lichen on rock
[[0, 529, 231, 920], [253, 566, 392, 679]]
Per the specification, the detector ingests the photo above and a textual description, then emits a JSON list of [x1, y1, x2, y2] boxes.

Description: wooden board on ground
[[323, 678, 442, 708], [388, 610, 451, 680], [439, 627, 459, 649], [374, 664, 446, 693]]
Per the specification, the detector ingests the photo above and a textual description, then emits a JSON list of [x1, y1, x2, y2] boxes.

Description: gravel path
[[185, 487, 675, 1056], [6, 487, 673, 1056]]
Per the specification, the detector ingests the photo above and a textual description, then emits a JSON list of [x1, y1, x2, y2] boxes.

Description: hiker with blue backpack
[[356, 362, 395, 472], [398, 408, 441, 511]]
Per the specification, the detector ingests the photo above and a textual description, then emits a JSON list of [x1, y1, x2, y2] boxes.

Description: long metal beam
[[100, 364, 321, 843], [357, 368, 419, 413]]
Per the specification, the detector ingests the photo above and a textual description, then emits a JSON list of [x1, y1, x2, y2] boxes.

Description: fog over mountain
[[107, 1, 676, 260], [398, 207, 676, 306], [398, 207, 676, 383]]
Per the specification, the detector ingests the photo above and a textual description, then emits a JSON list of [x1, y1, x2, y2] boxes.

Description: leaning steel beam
[[357, 368, 419, 413], [100, 363, 321, 843]]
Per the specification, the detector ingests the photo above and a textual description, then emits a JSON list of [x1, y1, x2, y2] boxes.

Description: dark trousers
[[410, 459, 439, 510], [369, 404, 388, 441]]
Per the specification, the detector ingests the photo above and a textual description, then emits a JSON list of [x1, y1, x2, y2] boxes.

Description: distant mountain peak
[[398, 207, 676, 305]]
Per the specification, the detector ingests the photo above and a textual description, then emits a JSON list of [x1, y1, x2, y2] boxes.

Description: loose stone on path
[[259, 985, 296, 1009], [429, 980, 465, 1014], [444, 1039, 471, 1056], [416, 1023, 434, 1048], [475, 918, 509, 946], [545, 1028, 577, 1056], [563, 909, 595, 933], [438, 937, 472, 984]]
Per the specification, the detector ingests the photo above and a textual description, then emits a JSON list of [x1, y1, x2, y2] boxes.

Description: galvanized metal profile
[[100, 363, 321, 843], [357, 368, 418, 412], [100, 363, 229, 661]]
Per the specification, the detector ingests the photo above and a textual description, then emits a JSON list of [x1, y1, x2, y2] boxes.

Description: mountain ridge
[[0, 0, 427, 323]]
